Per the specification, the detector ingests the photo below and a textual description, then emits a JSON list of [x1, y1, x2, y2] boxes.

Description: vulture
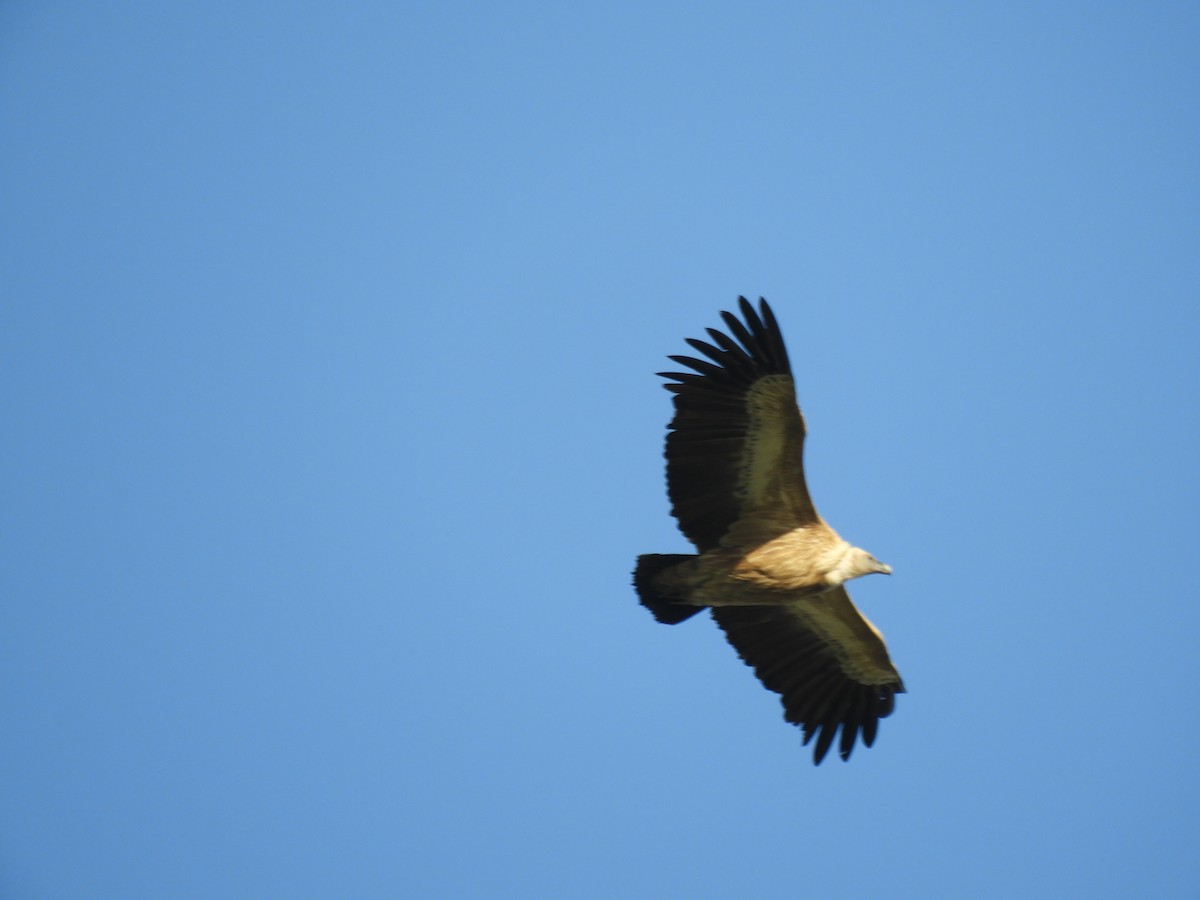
[[633, 297, 903, 764]]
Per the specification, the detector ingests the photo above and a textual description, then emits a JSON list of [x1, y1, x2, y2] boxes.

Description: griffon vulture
[[633, 297, 903, 764]]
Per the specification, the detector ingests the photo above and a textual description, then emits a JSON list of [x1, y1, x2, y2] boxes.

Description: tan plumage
[[633, 297, 903, 764]]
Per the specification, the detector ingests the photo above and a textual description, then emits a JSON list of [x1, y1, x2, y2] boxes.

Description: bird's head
[[836, 546, 893, 582]]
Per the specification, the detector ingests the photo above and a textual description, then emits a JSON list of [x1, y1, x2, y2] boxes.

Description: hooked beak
[[878, 563, 893, 575]]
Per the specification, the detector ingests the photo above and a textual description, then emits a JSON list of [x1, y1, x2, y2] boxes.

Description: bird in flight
[[633, 297, 903, 764]]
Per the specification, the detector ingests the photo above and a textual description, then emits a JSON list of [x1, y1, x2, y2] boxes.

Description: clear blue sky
[[2, 3, 1198, 898]]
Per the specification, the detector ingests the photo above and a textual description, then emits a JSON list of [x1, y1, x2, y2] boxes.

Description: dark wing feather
[[712, 592, 905, 764], [660, 297, 813, 550]]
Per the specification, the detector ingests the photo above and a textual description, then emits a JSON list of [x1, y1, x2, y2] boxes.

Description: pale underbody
[[653, 520, 884, 604]]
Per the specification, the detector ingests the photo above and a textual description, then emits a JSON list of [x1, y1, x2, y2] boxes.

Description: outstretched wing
[[712, 588, 905, 764], [659, 297, 817, 551]]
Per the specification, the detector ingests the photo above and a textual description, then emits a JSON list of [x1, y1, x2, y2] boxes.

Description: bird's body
[[633, 297, 903, 764], [649, 524, 860, 599]]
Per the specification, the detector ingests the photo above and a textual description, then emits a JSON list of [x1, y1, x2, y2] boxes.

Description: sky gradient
[[3, 3, 1198, 898]]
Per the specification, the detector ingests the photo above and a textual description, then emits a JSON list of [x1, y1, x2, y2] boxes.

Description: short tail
[[633, 554, 706, 624]]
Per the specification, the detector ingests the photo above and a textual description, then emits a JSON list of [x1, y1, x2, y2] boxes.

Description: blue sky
[[2, 3, 1198, 897]]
